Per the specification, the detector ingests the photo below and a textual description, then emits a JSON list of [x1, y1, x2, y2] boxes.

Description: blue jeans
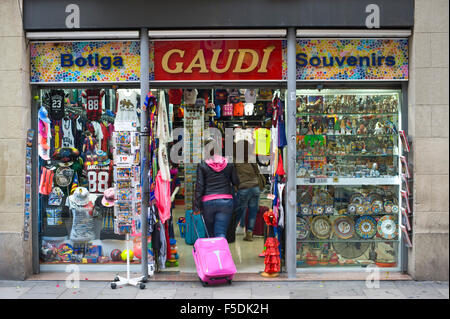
[[202, 199, 234, 238], [236, 187, 260, 231]]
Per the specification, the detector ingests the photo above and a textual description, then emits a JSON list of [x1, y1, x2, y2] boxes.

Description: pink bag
[[193, 237, 237, 286]]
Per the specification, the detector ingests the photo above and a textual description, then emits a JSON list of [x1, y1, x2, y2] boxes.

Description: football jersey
[[222, 103, 234, 116], [233, 102, 244, 117], [61, 118, 75, 148], [229, 89, 241, 103], [82, 89, 105, 121], [214, 89, 228, 105], [47, 90, 66, 121], [254, 128, 271, 156], [85, 162, 113, 195], [168, 89, 183, 105]]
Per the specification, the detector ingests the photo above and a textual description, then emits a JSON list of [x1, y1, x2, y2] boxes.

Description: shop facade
[[0, 0, 448, 281]]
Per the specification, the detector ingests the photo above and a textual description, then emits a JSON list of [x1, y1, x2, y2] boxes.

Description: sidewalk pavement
[[0, 279, 448, 299]]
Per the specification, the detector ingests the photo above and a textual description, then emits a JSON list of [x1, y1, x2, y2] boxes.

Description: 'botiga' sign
[[152, 40, 283, 81]]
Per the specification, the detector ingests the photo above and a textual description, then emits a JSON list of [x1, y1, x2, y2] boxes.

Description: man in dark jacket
[[233, 140, 262, 241], [194, 138, 240, 238]]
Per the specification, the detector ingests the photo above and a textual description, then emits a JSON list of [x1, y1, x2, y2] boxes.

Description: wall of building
[[0, 0, 32, 280], [409, 0, 449, 280]]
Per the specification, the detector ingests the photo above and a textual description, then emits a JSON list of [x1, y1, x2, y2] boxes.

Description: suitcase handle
[[191, 210, 210, 239]]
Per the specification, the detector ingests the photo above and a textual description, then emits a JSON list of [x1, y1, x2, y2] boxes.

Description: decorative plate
[[384, 200, 394, 213], [356, 204, 366, 215], [377, 215, 398, 239], [391, 205, 399, 214], [347, 204, 357, 215], [300, 205, 312, 215], [313, 205, 324, 215], [324, 205, 334, 215], [355, 216, 377, 239], [371, 200, 384, 214], [333, 216, 355, 240], [311, 216, 332, 239], [350, 193, 364, 204], [296, 217, 310, 240]]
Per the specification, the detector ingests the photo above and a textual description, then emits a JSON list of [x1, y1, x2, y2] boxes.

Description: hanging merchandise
[[115, 89, 140, 131], [261, 209, 280, 277], [38, 106, 52, 161], [82, 89, 105, 121], [254, 127, 271, 156], [183, 89, 198, 105], [66, 187, 96, 243], [44, 89, 66, 121], [155, 171, 171, 224]]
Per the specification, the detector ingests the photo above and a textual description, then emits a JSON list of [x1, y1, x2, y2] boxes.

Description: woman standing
[[193, 138, 240, 238], [234, 140, 264, 241]]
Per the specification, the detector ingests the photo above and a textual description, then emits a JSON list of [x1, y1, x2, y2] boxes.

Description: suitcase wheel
[[200, 279, 208, 287], [227, 279, 232, 285]]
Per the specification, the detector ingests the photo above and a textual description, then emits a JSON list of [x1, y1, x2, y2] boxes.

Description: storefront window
[[295, 89, 402, 269], [38, 87, 144, 267]]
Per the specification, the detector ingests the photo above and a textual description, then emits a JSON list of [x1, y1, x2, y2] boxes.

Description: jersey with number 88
[[87, 164, 112, 194]]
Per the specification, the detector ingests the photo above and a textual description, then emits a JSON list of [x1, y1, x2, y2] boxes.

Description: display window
[[38, 87, 144, 267], [295, 89, 402, 269]]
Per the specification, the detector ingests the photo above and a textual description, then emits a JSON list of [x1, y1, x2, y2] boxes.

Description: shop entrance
[[35, 85, 286, 275]]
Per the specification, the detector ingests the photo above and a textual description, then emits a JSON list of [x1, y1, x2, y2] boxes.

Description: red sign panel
[[153, 39, 283, 81]]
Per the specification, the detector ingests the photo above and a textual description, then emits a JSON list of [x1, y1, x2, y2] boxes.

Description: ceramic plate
[[333, 216, 355, 240], [311, 216, 332, 239], [296, 217, 310, 240], [384, 200, 394, 213], [355, 216, 377, 239], [377, 215, 398, 239]]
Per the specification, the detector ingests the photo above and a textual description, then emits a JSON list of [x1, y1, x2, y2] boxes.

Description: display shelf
[[298, 153, 398, 157], [296, 134, 396, 138], [297, 112, 398, 116], [296, 177, 400, 185], [296, 239, 398, 243]]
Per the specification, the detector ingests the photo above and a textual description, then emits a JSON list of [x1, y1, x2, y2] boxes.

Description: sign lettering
[[153, 40, 282, 81]]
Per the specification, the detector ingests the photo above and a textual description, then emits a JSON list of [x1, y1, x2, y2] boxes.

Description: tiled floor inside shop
[[171, 206, 266, 274]]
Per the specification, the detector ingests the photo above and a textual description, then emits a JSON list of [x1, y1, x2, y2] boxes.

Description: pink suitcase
[[192, 215, 237, 286]]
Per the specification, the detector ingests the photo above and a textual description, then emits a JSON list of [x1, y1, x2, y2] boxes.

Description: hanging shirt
[[214, 89, 228, 105], [46, 89, 66, 121], [82, 89, 105, 121], [254, 128, 271, 156], [91, 121, 103, 151], [100, 122, 110, 153], [183, 89, 198, 105], [85, 162, 113, 195], [115, 89, 140, 129], [41, 196, 70, 237], [244, 89, 258, 104], [155, 171, 171, 224], [61, 118, 75, 148]]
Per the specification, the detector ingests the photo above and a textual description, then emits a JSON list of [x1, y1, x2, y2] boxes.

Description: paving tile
[[251, 286, 291, 299], [394, 281, 448, 299], [0, 281, 37, 288], [136, 288, 177, 299], [58, 287, 103, 299], [328, 295, 368, 299], [174, 288, 213, 299], [289, 288, 328, 299], [0, 286, 32, 299], [19, 293, 64, 299], [327, 285, 365, 297], [363, 288, 406, 299], [212, 288, 252, 299]]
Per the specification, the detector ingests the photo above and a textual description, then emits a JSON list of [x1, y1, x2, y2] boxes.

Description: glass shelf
[[298, 153, 398, 157], [296, 239, 398, 243], [297, 113, 398, 116], [296, 177, 400, 185]]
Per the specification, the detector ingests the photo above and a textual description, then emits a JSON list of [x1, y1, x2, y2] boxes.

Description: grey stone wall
[[409, 0, 449, 280], [0, 0, 32, 280]]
